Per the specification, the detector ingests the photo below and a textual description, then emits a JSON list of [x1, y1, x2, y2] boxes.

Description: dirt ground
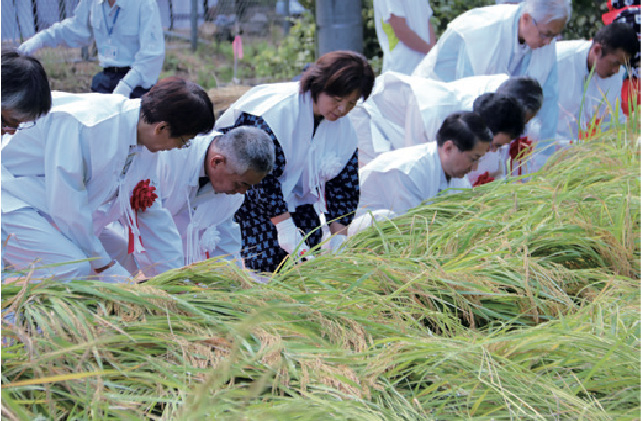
[[4, 40, 252, 116]]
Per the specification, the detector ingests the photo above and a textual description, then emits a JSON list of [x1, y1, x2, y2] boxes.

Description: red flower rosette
[[473, 171, 495, 187], [130, 179, 157, 211], [128, 179, 158, 253], [509, 136, 533, 176]]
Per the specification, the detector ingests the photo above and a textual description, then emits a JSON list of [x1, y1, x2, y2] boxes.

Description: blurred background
[[1, 0, 607, 114]]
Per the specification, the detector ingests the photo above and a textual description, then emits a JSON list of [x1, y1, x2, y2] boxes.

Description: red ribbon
[[579, 118, 602, 141], [509, 136, 533, 176], [128, 179, 158, 253], [473, 171, 495, 187], [621, 78, 640, 117]]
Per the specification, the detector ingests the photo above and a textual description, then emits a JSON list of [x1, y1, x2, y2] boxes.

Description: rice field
[[2, 119, 640, 419]]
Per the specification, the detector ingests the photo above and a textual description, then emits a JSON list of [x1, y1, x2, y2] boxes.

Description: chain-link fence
[[0, 0, 310, 95]]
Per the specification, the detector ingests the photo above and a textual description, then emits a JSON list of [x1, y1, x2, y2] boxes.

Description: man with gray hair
[[413, 0, 572, 171], [103, 126, 275, 273], [1, 51, 51, 135]]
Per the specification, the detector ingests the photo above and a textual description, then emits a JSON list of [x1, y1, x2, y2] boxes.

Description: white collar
[[99, 0, 123, 10]]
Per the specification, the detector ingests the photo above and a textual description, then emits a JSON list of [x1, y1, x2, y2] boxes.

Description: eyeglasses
[[532, 18, 558, 41], [1, 117, 36, 133]]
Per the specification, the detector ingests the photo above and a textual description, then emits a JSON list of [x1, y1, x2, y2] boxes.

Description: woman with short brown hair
[[216, 50, 374, 273]]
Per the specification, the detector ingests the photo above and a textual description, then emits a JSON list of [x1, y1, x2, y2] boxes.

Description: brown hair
[[299, 50, 374, 102], [140, 76, 215, 137]]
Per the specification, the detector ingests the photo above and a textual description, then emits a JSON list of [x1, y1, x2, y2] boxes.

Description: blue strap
[[102, 4, 120, 37]]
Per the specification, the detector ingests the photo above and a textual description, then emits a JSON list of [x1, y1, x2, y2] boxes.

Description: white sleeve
[[404, 92, 431, 147], [206, 217, 242, 260], [386, 0, 408, 19], [27, 0, 94, 49], [134, 199, 184, 276], [130, 153, 184, 276], [44, 116, 113, 270], [360, 168, 423, 216], [535, 59, 560, 142]]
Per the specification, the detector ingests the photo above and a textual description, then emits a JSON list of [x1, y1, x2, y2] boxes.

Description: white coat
[[215, 82, 357, 215], [156, 132, 244, 265], [412, 3, 559, 156], [1, 92, 182, 278], [351, 71, 510, 167], [352, 142, 472, 234], [555, 40, 626, 141]]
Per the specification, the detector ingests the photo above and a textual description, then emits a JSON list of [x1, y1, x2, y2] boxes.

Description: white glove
[[112, 80, 133, 97], [17, 37, 44, 56], [201, 226, 221, 256], [275, 218, 308, 255], [96, 261, 131, 283], [329, 234, 347, 254]]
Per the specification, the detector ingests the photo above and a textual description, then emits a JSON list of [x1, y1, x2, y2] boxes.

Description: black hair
[[140, 76, 215, 137], [436, 111, 492, 151], [495, 76, 543, 117], [473, 93, 526, 139], [1, 51, 52, 120], [594, 22, 639, 60]]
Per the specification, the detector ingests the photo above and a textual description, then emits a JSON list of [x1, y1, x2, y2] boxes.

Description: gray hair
[[495, 76, 543, 117], [523, 0, 572, 25], [210, 126, 275, 175]]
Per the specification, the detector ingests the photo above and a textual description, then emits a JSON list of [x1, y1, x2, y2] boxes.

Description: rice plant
[[2, 119, 639, 419]]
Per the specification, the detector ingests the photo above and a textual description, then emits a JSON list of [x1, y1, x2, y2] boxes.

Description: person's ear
[[209, 153, 226, 169], [154, 121, 170, 136], [443, 139, 456, 154], [521, 12, 533, 26], [593, 43, 603, 58]]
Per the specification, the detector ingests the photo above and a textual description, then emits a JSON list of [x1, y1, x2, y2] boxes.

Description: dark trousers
[[91, 70, 150, 98]]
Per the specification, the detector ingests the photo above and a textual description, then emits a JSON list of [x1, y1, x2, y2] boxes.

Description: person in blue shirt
[[18, 0, 164, 99]]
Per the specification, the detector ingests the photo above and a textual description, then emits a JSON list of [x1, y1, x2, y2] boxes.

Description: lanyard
[[102, 3, 121, 37]]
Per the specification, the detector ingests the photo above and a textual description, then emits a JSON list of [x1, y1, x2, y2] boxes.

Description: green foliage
[[429, 0, 494, 36], [565, 0, 609, 40], [247, 13, 316, 81], [362, 0, 382, 75]]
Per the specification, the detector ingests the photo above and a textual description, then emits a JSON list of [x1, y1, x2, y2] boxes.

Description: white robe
[[351, 71, 509, 167], [412, 4, 555, 90], [156, 132, 244, 265], [412, 3, 559, 169], [351, 142, 472, 234], [215, 82, 357, 215], [555, 40, 626, 142], [374, 0, 434, 75], [1, 92, 182, 279]]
